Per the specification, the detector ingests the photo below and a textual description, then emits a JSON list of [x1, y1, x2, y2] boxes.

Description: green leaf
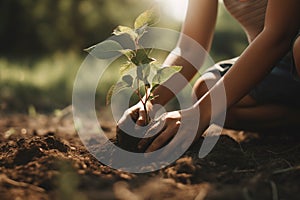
[[134, 6, 160, 29], [122, 75, 133, 87], [150, 62, 161, 71], [145, 48, 154, 55], [106, 81, 129, 105], [119, 49, 136, 60], [149, 94, 159, 101], [150, 83, 160, 93], [137, 65, 143, 80], [84, 40, 123, 59], [131, 49, 155, 65], [142, 64, 151, 83], [152, 66, 182, 84], [113, 25, 138, 41], [169, 65, 183, 72], [120, 62, 136, 75], [135, 24, 148, 39]]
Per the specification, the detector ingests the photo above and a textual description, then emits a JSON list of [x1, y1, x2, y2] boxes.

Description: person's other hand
[[138, 108, 200, 156]]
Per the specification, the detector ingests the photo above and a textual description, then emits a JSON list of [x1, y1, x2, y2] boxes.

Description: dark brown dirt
[[0, 113, 300, 200]]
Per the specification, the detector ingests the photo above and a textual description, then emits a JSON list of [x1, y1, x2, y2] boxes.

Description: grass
[[0, 51, 121, 113]]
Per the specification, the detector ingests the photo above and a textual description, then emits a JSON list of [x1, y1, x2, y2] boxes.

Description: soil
[[0, 113, 300, 200]]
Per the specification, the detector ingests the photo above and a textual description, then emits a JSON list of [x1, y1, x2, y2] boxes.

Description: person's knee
[[293, 35, 300, 76], [192, 72, 219, 100], [192, 78, 208, 100]]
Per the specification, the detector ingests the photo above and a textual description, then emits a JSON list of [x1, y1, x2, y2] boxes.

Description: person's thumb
[[136, 109, 146, 126]]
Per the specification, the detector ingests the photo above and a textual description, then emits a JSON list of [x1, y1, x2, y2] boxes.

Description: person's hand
[[116, 100, 155, 152], [116, 100, 155, 144], [117, 100, 153, 128], [138, 107, 200, 157]]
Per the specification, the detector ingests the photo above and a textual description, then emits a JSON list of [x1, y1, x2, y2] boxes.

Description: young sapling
[[85, 7, 182, 151]]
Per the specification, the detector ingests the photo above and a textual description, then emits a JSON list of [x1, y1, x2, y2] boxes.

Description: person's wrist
[[180, 106, 198, 118], [181, 106, 206, 134]]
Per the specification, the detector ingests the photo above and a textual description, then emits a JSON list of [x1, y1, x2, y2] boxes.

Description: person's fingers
[[159, 128, 193, 159], [117, 105, 145, 133], [129, 108, 139, 122], [145, 120, 180, 153], [137, 118, 165, 151], [136, 109, 147, 126]]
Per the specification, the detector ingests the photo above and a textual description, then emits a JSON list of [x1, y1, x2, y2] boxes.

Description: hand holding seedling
[[137, 108, 201, 157], [86, 7, 183, 152]]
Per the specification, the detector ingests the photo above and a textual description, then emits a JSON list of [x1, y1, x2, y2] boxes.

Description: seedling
[[85, 7, 182, 125]]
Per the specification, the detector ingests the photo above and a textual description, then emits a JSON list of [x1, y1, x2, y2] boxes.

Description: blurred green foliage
[[0, 0, 153, 58], [211, 3, 248, 61], [0, 1, 248, 113], [0, 52, 81, 112]]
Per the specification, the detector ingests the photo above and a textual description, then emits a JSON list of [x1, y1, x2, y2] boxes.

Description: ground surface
[[0, 113, 300, 200]]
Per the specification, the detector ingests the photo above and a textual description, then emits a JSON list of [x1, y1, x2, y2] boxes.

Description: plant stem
[[143, 84, 150, 124], [135, 39, 150, 124], [136, 78, 144, 104], [134, 79, 149, 124], [143, 101, 149, 124]]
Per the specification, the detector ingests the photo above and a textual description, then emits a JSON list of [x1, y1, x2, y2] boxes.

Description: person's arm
[[193, 0, 300, 137], [150, 0, 219, 106], [141, 0, 300, 153], [207, 0, 300, 116], [124, 0, 219, 126]]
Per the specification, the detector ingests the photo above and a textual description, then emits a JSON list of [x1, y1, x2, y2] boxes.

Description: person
[[118, 0, 300, 154]]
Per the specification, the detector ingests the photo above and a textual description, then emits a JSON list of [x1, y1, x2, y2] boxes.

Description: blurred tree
[[0, 0, 152, 58]]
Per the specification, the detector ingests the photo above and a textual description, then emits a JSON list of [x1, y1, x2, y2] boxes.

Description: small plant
[[86, 7, 182, 124], [85, 7, 182, 151]]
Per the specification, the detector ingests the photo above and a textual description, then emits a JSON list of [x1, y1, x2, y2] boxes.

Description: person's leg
[[192, 73, 300, 132], [192, 73, 256, 107], [224, 103, 300, 131], [293, 35, 300, 77]]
